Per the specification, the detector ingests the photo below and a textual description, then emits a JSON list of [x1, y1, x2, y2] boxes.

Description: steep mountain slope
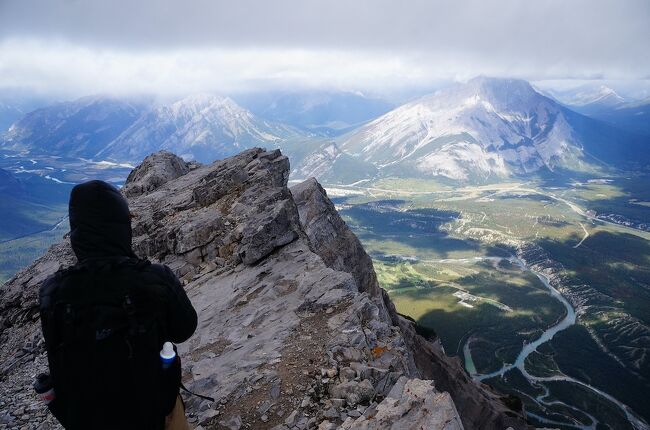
[[0, 92, 53, 133], [2, 96, 145, 157], [587, 97, 650, 137], [0, 149, 530, 429], [98, 94, 306, 163], [0, 102, 25, 134], [281, 139, 378, 184], [339, 77, 647, 182]]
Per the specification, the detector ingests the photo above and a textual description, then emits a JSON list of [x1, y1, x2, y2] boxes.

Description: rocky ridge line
[[0, 149, 529, 430]]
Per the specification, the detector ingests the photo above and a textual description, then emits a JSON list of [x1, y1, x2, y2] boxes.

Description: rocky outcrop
[[0, 148, 529, 430], [290, 178, 382, 300], [291, 178, 530, 430], [122, 150, 193, 197], [340, 377, 463, 430]]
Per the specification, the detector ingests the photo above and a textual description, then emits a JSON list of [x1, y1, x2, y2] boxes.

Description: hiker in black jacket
[[39, 180, 197, 430]]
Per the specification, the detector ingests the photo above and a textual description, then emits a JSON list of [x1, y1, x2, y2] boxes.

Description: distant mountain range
[[542, 85, 650, 137], [546, 85, 627, 114], [0, 103, 25, 134], [1, 79, 647, 185], [587, 97, 650, 137], [2, 94, 307, 164], [96, 94, 305, 162], [2, 96, 146, 158], [0, 91, 52, 133], [233, 90, 394, 136]]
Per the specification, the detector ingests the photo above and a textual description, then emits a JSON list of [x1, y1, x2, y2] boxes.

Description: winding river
[[461, 256, 649, 430]]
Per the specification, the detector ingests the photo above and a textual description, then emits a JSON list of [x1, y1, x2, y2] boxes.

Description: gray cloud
[[0, 0, 648, 95]]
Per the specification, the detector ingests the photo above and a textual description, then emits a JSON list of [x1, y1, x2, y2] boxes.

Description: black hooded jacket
[[39, 180, 198, 429], [68, 179, 137, 261]]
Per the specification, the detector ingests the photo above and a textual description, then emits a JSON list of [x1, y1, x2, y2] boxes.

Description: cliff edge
[[0, 149, 529, 429]]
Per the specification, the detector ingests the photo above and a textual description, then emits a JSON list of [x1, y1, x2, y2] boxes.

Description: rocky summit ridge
[[0, 148, 529, 430]]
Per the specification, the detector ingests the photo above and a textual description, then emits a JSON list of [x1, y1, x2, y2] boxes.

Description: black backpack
[[40, 259, 181, 430]]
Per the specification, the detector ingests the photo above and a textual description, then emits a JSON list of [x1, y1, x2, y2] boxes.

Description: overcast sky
[[1, 0, 649, 97]]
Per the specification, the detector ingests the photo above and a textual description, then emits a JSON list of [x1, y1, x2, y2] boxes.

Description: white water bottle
[[160, 342, 176, 369]]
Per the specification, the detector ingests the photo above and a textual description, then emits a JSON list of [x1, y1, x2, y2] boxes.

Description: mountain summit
[[339, 77, 645, 181], [98, 94, 305, 163], [1, 95, 307, 164]]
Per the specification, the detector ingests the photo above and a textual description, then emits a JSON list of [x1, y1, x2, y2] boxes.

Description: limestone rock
[[291, 178, 382, 299], [122, 150, 192, 197], [341, 377, 464, 430], [329, 379, 375, 406]]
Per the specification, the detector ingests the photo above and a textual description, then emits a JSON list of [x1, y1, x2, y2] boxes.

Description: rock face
[[290, 177, 529, 430], [290, 177, 382, 300], [341, 377, 463, 430], [122, 150, 193, 197], [0, 148, 529, 429]]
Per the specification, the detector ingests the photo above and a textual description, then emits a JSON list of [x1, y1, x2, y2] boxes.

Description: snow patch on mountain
[[97, 94, 305, 163], [415, 141, 508, 180], [291, 142, 341, 179]]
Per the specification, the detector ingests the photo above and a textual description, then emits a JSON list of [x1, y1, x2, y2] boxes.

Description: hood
[[69, 180, 136, 261]]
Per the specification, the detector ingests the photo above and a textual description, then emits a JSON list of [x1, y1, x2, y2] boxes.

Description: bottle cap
[[160, 342, 175, 360], [33, 373, 51, 394]]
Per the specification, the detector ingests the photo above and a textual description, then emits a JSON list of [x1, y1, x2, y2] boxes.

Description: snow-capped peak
[[339, 77, 588, 182], [97, 94, 305, 163], [167, 94, 244, 117]]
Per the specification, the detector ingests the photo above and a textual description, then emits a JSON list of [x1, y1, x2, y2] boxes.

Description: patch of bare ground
[[203, 304, 348, 429], [190, 338, 233, 362]]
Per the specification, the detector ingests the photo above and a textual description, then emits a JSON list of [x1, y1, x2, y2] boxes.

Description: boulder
[[341, 377, 464, 430], [122, 150, 192, 197], [329, 379, 375, 406]]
